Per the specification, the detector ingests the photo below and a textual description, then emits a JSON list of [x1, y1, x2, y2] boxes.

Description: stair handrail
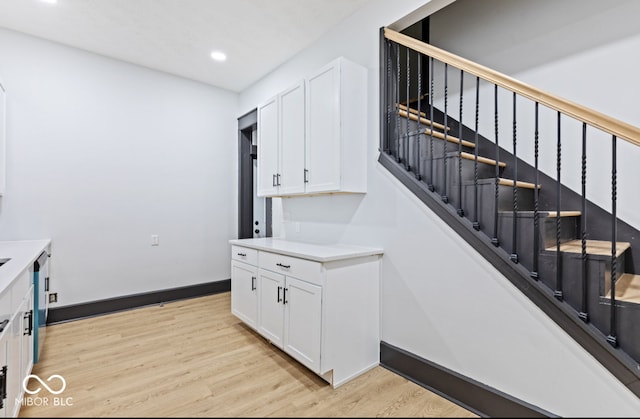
[[384, 27, 640, 148]]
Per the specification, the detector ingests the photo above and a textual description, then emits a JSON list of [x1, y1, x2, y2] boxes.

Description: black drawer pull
[[276, 263, 291, 269], [237, 252, 247, 257]]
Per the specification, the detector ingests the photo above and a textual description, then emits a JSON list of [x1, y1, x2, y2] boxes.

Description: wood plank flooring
[[19, 292, 477, 418]]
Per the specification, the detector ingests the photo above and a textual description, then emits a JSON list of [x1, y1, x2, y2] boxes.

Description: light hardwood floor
[[19, 292, 477, 417]]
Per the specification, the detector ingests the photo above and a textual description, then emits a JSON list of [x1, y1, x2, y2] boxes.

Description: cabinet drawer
[[258, 251, 322, 285], [231, 246, 258, 266]]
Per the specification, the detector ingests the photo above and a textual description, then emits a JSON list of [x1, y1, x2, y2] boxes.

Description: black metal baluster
[[442, 63, 449, 203], [555, 111, 563, 301], [457, 69, 464, 216], [491, 84, 500, 247], [396, 45, 401, 163], [510, 92, 518, 264], [579, 122, 588, 322], [416, 53, 422, 180], [531, 102, 540, 279], [405, 47, 411, 171], [473, 76, 480, 230], [428, 57, 435, 192], [607, 135, 618, 347]]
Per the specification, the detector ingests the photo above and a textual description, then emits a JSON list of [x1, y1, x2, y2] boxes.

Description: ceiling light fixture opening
[[210, 51, 227, 62], [40, 0, 58, 4]]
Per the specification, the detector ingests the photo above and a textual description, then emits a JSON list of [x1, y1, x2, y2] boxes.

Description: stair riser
[[493, 214, 580, 271], [537, 252, 640, 362], [540, 217, 580, 250], [445, 154, 503, 185], [448, 181, 536, 223], [538, 252, 626, 307]]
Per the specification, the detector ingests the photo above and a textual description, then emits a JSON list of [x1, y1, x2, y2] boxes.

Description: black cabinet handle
[[251, 276, 256, 291], [272, 174, 277, 187], [0, 319, 8, 334], [276, 263, 291, 269], [304, 169, 309, 183], [277, 286, 282, 302], [237, 252, 247, 257], [1, 365, 7, 405], [24, 310, 33, 336], [276, 173, 281, 186], [45, 276, 50, 292], [283, 288, 288, 305]]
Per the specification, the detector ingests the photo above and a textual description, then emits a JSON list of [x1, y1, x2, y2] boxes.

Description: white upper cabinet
[[278, 81, 306, 195], [0, 80, 6, 196], [257, 80, 306, 197], [257, 95, 279, 197], [256, 57, 367, 197], [305, 57, 367, 194]]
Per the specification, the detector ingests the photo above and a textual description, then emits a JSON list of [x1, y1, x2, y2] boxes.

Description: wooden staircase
[[397, 103, 640, 362]]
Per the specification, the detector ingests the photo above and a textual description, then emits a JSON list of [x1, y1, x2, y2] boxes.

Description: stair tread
[[543, 211, 582, 217], [422, 128, 476, 148], [458, 151, 506, 167], [497, 210, 581, 217], [397, 108, 450, 132], [545, 239, 631, 257], [497, 178, 541, 190], [605, 273, 640, 304]]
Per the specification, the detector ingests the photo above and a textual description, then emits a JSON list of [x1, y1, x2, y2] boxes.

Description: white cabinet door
[[278, 81, 306, 195], [305, 61, 342, 193], [0, 324, 8, 418], [231, 261, 258, 329], [257, 95, 279, 197], [6, 312, 20, 418], [257, 269, 285, 348], [283, 276, 322, 373]]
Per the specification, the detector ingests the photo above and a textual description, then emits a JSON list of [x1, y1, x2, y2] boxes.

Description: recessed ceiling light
[[40, 0, 58, 4], [210, 51, 227, 62]]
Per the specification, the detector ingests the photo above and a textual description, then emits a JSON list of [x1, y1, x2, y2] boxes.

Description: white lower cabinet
[[230, 260, 258, 329], [230, 239, 382, 388], [257, 270, 322, 373], [0, 277, 34, 418]]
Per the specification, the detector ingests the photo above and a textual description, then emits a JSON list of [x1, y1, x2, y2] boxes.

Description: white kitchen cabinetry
[[229, 238, 382, 388], [0, 80, 5, 196], [0, 240, 51, 418], [257, 266, 322, 373], [230, 246, 258, 329], [305, 57, 367, 194], [257, 80, 305, 197], [256, 95, 279, 197], [0, 271, 34, 418], [256, 56, 367, 198]]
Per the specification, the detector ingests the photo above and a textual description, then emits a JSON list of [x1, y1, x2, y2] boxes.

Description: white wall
[[0, 28, 238, 306], [240, 0, 640, 416]]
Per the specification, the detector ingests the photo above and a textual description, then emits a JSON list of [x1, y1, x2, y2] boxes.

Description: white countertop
[[0, 239, 51, 296], [229, 237, 383, 263]]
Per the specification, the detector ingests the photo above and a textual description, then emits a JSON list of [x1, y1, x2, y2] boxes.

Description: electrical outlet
[[151, 234, 159, 246], [49, 293, 58, 304]]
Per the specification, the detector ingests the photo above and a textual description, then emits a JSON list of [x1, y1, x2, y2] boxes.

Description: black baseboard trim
[[380, 341, 555, 418], [47, 279, 231, 325]]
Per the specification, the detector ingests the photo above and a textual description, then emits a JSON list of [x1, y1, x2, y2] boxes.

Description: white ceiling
[[0, 0, 372, 92]]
